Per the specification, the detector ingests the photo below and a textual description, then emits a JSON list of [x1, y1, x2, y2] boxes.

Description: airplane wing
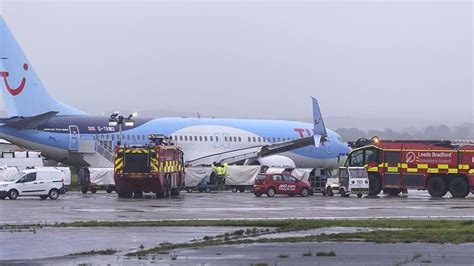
[[186, 97, 327, 166], [0, 111, 59, 129]]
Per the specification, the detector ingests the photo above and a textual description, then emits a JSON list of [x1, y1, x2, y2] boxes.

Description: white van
[[0, 168, 65, 200]]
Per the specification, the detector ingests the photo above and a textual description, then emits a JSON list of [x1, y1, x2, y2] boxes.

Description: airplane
[[0, 16, 351, 169]]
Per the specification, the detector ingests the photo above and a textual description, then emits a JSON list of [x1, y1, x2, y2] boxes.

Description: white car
[[0, 168, 65, 200]]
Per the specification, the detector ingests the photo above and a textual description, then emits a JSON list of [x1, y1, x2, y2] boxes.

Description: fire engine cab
[[345, 138, 474, 198], [113, 134, 185, 199]]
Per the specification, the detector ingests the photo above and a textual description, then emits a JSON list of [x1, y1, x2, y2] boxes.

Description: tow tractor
[[113, 134, 185, 198], [325, 167, 369, 198]]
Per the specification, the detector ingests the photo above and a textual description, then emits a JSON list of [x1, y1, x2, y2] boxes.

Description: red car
[[253, 173, 311, 197]]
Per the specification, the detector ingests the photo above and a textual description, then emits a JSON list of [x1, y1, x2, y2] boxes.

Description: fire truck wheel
[[231, 187, 238, 193], [81, 187, 88, 194], [326, 187, 333, 197], [171, 188, 180, 196], [90, 187, 97, 194], [449, 176, 469, 198], [385, 188, 401, 196], [118, 191, 132, 198], [368, 174, 382, 196], [266, 187, 275, 197], [300, 188, 309, 197], [239, 187, 245, 193], [205, 187, 211, 193], [427, 176, 448, 198], [133, 191, 143, 198]]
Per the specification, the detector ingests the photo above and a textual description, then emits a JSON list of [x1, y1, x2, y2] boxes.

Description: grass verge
[[53, 219, 473, 231], [68, 249, 117, 256], [121, 219, 474, 257]]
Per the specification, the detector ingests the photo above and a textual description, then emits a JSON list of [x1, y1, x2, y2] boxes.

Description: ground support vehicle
[[114, 135, 185, 198], [346, 138, 474, 198], [0, 168, 65, 200], [293, 168, 331, 195], [325, 167, 369, 198], [225, 165, 261, 193], [0, 150, 43, 171], [184, 167, 217, 193], [253, 173, 311, 197], [79, 168, 116, 194], [195, 178, 218, 193]]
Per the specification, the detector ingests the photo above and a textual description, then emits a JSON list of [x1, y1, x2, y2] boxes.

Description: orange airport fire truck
[[113, 134, 185, 199], [345, 138, 474, 198]]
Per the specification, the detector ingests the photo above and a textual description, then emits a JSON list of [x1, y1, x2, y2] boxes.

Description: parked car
[[253, 173, 311, 197], [0, 168, 65, 200]]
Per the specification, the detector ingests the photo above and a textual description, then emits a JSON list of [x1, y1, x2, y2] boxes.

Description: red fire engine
[[345, 138, 474, 198], [113, 134, 185, 198]]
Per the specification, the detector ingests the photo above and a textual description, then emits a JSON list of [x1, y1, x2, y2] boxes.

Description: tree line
[[335, 123, 473, 142]]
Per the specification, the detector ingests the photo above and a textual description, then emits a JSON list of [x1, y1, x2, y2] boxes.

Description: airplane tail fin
[[311, 97, 327, 147], [0, 16, 85, 117]]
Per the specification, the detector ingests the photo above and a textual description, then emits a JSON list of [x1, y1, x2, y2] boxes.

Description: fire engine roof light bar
[[348, 136, 454, 149]]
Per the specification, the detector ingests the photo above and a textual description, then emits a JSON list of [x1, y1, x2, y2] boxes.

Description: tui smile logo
[[0, 63, 28, 96]]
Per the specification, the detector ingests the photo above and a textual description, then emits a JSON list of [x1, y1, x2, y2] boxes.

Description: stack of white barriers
[[184, 165, 318, 193]]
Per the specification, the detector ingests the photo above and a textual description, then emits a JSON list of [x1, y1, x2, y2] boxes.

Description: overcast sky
[[0, 1, 472, 129]]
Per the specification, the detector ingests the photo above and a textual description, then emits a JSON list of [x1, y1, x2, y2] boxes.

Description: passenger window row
[[97, 134, 296, 144]]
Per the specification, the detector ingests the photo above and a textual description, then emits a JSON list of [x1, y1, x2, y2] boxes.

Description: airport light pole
[[108, 112, 137, 145]]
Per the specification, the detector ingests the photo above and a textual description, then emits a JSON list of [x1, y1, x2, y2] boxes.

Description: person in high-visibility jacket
[[212, 162, 228, 190]]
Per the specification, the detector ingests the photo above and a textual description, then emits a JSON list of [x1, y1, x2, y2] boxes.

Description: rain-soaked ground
[[3, 226, 474, 264], [1, 190, 473, 264], [1, 189, 473, 225]]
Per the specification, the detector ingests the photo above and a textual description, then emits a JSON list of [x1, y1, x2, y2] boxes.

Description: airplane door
[[68, 125, 80, 151]]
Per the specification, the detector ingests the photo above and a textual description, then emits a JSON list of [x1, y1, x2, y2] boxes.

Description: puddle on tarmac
[[250, 226, 403, 240]]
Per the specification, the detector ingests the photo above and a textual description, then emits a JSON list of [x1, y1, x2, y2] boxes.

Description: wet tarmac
[[5, 235, 474, 265], [1, 190, 473, 225], [152, 242, 474, 265], [1, 190, 473, 264], [0, 226, 241, 261]]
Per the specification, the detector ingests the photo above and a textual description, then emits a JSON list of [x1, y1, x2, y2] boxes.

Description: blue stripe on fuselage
[[0, 116, 349, 160]]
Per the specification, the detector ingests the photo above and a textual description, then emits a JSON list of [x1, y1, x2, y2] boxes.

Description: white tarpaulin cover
[[291, 168, 314, 182], [265, 167, 286, 174], [185, 167, 214, 187], [225, 165, 261, 186], [89, 168, 115, 186], [0, 165, 18, 181]]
